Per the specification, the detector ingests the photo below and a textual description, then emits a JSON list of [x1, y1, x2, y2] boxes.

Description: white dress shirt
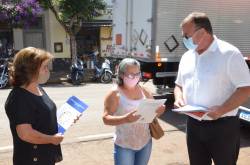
[[175, 36, 250, 118]]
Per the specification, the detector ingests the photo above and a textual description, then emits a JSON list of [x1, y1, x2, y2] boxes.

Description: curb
[[0, 133, 114, 154], [0, 127, 185, 154]]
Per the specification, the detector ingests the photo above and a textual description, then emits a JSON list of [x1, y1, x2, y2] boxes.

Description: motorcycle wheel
[[100, 72, 112, 83], [71, 72, 82, 85], [0, 74, 8, 89]]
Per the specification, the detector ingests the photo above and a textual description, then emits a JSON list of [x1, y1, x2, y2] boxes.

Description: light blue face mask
[[183, 37, 198, 50]]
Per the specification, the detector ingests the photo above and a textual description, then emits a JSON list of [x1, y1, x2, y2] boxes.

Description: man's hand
[[174, 85, 185, 108], [174, 98, 185, 108], [207, 106, 224, 120]]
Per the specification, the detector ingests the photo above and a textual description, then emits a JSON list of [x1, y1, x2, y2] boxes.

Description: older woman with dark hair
[[5, 47, 64, 165], [103, 58, 165, 165]]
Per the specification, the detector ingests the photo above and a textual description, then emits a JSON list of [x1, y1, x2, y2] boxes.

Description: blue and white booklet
[[57, 96, 88, 134]]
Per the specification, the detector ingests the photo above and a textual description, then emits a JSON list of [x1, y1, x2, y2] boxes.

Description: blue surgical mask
[[183, 37, 198, 50]]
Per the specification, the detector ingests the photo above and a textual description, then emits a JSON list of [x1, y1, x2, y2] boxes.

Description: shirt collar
[[194, 35, 218, 56], [206, 35, 218, 52]]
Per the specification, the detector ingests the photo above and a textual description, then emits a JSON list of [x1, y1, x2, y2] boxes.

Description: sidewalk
[[0, 117, 190, 165], [50, 126, 250, 165], [1, 125, 250, 165], [58, 129, 190, 165]]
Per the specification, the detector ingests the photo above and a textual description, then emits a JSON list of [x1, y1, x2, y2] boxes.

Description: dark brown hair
[[181, 12, 213, 34], [10, 47, 53, 87]]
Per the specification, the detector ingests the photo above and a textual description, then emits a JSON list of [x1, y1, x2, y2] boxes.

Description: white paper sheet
[[136, 99, 166, 123], [172, 105, 207, 112], [172, 105, 212, 121]]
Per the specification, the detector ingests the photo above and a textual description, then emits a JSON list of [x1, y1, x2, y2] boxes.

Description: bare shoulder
[[104, 87, 120, 104], [104, 87, 120, 114], [140, 85, 153, 99]]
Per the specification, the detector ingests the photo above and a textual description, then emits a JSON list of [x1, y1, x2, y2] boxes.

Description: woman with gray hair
[[103, 58, 165, 165]]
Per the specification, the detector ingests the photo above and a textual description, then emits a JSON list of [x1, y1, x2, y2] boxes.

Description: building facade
[[13, 10, 71, 71], [1, 0, 113, 71]]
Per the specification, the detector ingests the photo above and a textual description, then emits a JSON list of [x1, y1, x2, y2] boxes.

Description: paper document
[[136, 99, 166, 123], [57, 96, 88, 134], [172, 105, 207, 112], [172, 105, 211, 121]]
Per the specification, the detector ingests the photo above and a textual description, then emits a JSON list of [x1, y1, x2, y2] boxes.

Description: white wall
[[13, 10, 71, 59], [46, 10, 71, 58]]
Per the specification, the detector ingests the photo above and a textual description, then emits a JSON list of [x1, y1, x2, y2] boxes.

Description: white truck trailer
[[111, 0, 250, 90]]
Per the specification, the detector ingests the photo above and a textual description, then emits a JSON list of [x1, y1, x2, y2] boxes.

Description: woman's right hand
[[51, 133, 64, 145], [124, 110, 141, 123]]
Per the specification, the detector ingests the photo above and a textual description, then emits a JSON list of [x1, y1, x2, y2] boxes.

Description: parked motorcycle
[[94, 58, 113, 83], [0, 58, 9, 89], [69, 57, 84, 85]]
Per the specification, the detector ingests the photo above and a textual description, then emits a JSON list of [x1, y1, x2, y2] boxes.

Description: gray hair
[[116, 58, 140, 86], [181, 12, 213, 35]]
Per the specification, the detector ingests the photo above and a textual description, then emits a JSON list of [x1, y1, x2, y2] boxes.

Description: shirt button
[[33, 145, 38, 149], [33, 157, 38, 162]]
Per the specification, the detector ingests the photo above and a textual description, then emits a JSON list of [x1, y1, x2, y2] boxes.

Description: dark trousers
[[186, 116, 240, 165]]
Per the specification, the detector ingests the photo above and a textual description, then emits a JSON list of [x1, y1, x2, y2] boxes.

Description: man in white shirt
[[174, 12, 250, 165]]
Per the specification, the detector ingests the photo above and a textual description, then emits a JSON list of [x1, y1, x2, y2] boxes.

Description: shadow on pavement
[[43, 82, 88, 88], [154, 93, 187, 131], [43, 81, 114, 88], [155, 93, 250, 148], [240, 125, 250, 148], [160, 109, 187, 131]]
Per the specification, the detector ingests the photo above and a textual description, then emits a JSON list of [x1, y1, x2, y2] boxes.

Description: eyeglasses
[[184, 28, 202, 39], [124, 72, 141, 79]]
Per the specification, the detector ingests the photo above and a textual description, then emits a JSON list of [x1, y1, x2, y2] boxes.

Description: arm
[[16, 124, 63, 145], [174, 84, 185, 108], [208, 52, 250, 119], [102, 90, 140, 126], [207, 86, 250, 119]]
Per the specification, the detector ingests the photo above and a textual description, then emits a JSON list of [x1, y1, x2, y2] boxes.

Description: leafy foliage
[[41, 0, 106, 62], [0, 0, 43, 27], [43, 0, 106, 34], [0, 0, 106, 61]]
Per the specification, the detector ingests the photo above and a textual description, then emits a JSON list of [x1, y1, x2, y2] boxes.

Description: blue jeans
[[114, 139, 152, 165]]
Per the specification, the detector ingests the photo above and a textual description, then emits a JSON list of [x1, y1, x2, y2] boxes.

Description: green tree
[[40, 0, 106, 62]]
